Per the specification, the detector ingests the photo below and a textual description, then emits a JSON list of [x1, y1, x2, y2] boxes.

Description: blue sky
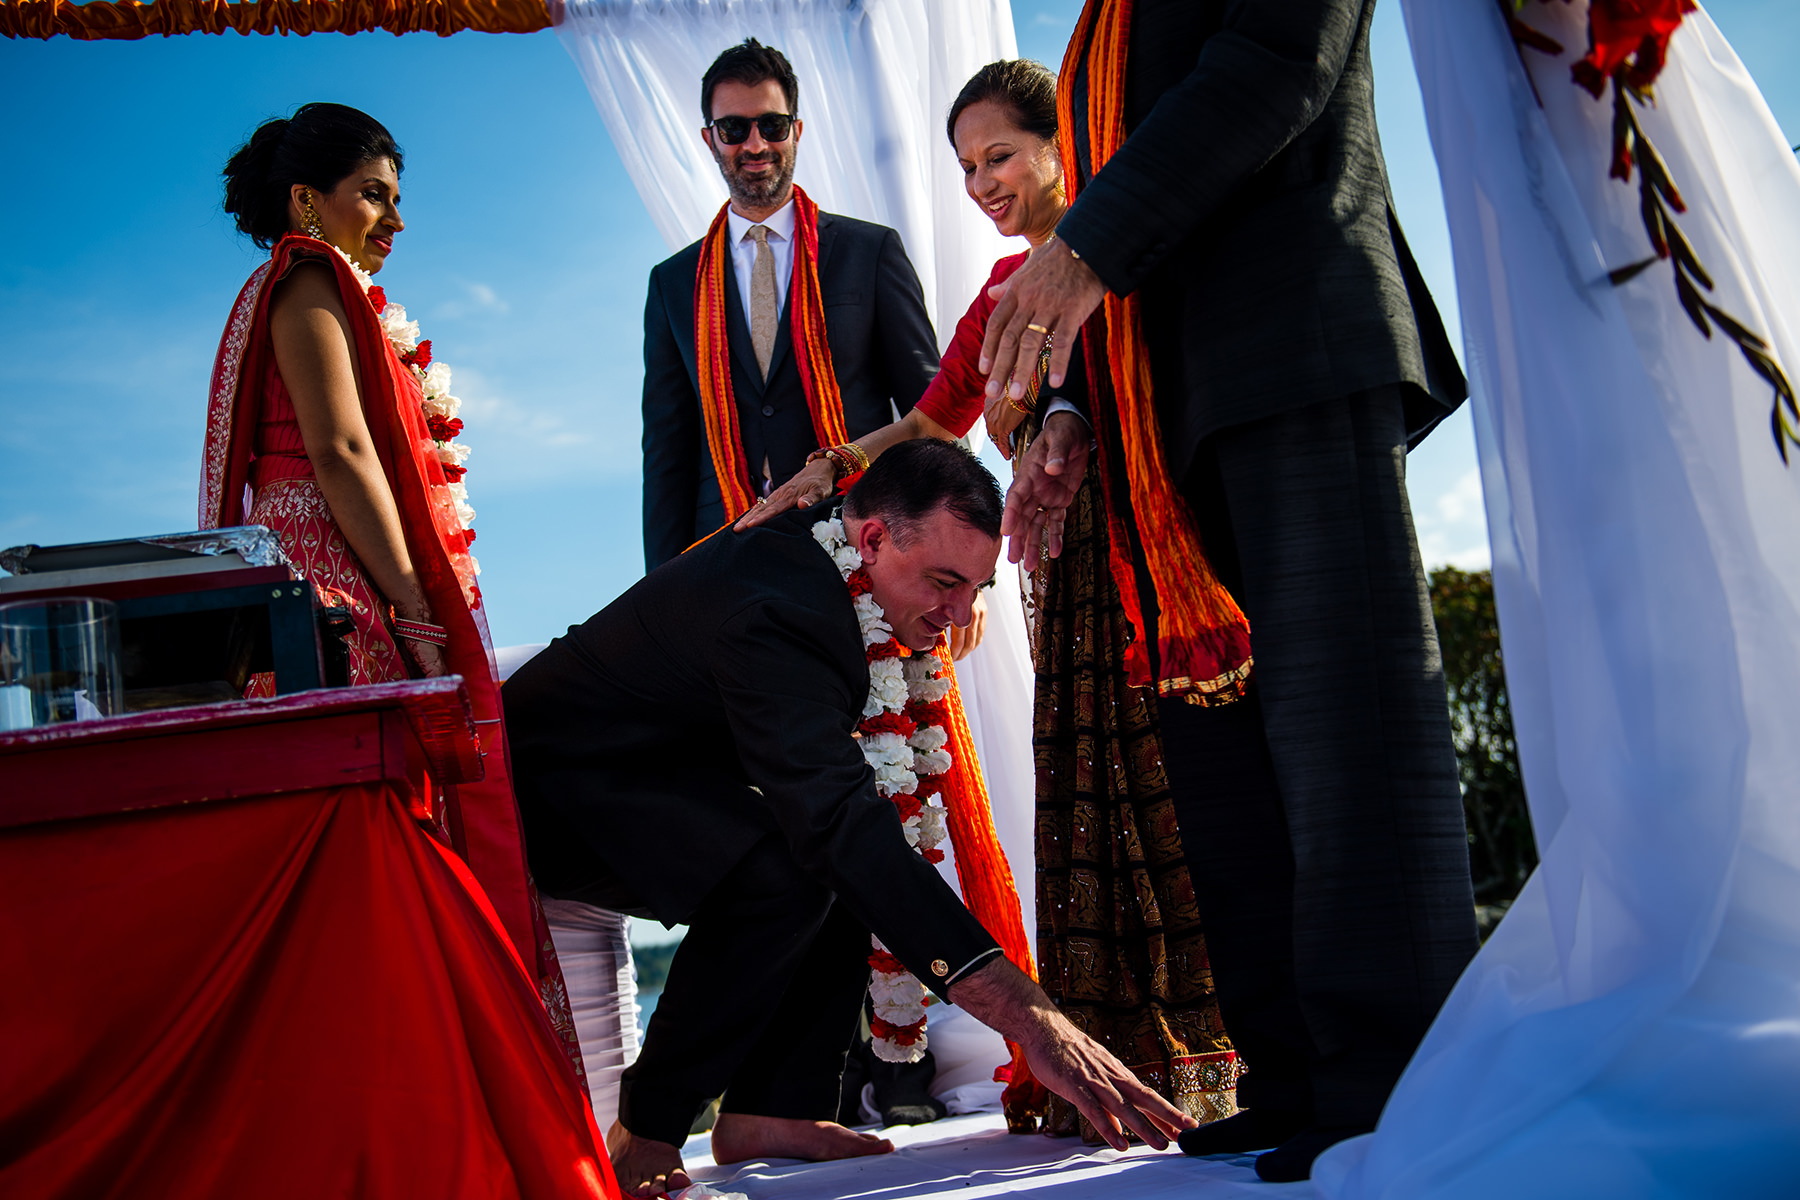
[[2, 0, 1796, 656]]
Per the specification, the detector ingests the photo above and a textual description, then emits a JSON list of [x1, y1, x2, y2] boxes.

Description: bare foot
[[710, 1112, 896, 1165], [605, 1120, 692, 1198]]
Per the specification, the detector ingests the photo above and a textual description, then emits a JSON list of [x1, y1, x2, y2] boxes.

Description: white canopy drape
[[1317, 4, 1800, 1195], [551, 0, 1017, 344]]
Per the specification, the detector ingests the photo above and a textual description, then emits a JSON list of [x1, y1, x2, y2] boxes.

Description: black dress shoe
[[1177, 1108, 1309, 1156], [1253, 1124, 1370, 1182], [870, 1048, 948, 1126]]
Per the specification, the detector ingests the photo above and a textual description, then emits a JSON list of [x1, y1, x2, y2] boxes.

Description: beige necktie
[[747, 224, 778, 380]]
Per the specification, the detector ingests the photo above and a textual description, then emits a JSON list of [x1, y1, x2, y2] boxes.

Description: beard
[[719, 145, 796, 209]]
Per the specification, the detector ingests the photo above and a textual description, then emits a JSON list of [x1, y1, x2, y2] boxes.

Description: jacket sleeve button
[[931, 958, 949, 977]]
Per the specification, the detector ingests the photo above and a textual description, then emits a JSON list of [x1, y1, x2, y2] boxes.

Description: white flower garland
[[329, 244, 480, 599], [812, 512, 957, 1064]]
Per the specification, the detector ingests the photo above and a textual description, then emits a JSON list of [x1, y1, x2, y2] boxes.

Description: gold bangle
[[843, 442, 871, 473]]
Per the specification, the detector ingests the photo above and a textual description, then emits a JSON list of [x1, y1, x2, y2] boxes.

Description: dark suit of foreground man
[[985, 0, 1481, 1181], [506, 442, 1191, 1196]]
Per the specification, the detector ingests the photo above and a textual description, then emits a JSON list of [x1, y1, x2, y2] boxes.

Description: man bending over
[[505, 440, 1191, 1195]]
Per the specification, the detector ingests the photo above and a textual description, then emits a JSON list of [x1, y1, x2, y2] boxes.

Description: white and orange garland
[[812, 512, 955, 1063], [331, 246, 481, 589]]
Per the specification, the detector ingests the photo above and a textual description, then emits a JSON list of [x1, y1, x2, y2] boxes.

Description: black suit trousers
[[615, 833, 871, 1144], [1156, 385, 1479, 1128]]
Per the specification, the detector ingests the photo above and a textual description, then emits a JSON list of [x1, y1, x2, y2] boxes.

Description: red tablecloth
[[0, 686, 618, 1200]]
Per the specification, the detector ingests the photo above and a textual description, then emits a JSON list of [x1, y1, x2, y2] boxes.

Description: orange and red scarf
[[1059, 0, 1254, 706], [694, 185, 850, 520]]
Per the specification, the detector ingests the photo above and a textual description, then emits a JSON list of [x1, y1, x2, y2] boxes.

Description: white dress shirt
[[726, 198, 797, 325]]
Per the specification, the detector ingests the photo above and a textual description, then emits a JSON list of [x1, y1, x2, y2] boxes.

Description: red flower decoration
[[427, 414, 464, 442], [869, 948, 908, 974], [907, 698, 951, 729], [892, 793, 924, 823], [1572, 0, 1697, 97], [923, 847, 945, 865], [441, 463, 467, 482], [462, 529, 477, 547], [845, 567, 873, 597], [859, 710, 918, 739], [367, 285, 387, 313], [403, 339, 433, 370], [866, 638, 905, 662], [870, 1015, 925, 1045]]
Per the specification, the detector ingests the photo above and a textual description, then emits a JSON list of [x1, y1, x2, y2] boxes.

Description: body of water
[[637, 987, 660, 1030]]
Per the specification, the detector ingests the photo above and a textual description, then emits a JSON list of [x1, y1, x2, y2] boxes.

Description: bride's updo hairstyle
[[945, 59, 1058, 147], [222, 103, 404, 248]]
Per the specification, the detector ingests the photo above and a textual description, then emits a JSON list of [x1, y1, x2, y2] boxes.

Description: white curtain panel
[[551, 0, 1018, 346], [1316, 3, 1800, 1196]]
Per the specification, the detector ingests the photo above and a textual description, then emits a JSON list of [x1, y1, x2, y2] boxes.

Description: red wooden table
[[0, 681, 616, 1200]]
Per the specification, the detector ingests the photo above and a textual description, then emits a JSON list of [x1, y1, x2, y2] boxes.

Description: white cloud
[[432, 280, 510, 321], [1436, 467, 1484, 525], [1415, 467, 1492, 570], [440, 363, 636, 489]]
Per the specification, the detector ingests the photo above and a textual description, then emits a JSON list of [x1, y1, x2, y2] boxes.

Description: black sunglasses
[[707, 112, 795, 145]]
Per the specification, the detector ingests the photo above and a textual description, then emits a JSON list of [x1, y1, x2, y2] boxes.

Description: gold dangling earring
[[300, 192, 324, 240]]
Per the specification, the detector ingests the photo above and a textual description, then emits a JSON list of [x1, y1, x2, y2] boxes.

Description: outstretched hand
[[949, 957, 1194, 1151], [979, 237, 1106, 409], [735, 459, 837, 530], [1002, 411, 1090, 571]]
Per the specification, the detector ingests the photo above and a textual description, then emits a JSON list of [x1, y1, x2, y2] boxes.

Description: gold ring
[[1026, 322, 1050, 335]]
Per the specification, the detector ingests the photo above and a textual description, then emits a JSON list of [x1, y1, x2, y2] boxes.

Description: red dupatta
[[200, 236, 562, 1026]]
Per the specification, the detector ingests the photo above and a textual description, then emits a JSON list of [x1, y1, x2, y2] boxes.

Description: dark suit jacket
[[641, 212, 940, 570], [504, 504, 999, 998], [1055, 0, 1467, 471]]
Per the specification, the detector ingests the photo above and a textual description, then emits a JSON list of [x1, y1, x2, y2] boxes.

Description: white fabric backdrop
[[1316, 4, 1800, 1196], [551, 0, 1018, 346]]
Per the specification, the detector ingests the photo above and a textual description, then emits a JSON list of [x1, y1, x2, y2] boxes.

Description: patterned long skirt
[[1027, 472, 1241, 1137]]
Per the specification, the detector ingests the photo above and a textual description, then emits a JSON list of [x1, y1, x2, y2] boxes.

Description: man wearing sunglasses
[[640, 37, 942, 574]]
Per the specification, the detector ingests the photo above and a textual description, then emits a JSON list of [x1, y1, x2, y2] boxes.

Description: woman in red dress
[[201, 103, 582, 1070], [207, 103, 452, 686], [742, 62, 1241, 1133]]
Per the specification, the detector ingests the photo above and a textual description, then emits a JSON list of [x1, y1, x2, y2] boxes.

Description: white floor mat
[[679, 1113, 1319, 1199]]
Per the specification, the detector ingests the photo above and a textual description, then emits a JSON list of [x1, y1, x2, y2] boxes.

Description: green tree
[[1429, 567, 1538, 913]]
